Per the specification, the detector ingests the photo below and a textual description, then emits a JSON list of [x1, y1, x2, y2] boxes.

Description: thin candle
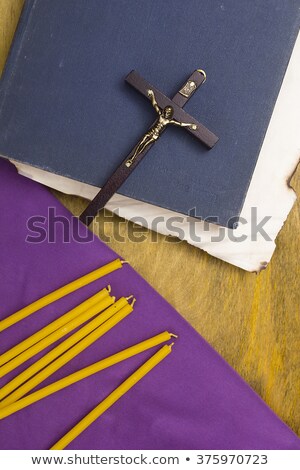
[[50, 344, 173, 450], [0, 295, 115, 377], [0, 287, 111, 368], [0, 297, 130, 401], [0, 332, 176, 419], [0, 298, 135, 407], [0, 258, 126, 332]]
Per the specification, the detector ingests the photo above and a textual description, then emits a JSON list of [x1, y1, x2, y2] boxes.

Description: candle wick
[[170, 333, 178, 338], [121, 260, 130, 265], [125, 295, 136, 307], [106, 285, 112, 293]]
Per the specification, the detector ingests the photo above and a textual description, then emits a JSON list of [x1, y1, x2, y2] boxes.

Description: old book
[[0, 0, 299, 271]]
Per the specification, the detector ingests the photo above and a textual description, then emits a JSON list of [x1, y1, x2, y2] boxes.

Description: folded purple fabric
[[0, 160, 299, 450]]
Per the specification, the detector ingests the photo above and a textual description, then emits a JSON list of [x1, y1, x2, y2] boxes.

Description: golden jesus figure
[[125, 89, 197, 167]]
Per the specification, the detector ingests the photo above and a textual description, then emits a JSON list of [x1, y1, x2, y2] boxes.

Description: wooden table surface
[[1, 0, 300, 439]]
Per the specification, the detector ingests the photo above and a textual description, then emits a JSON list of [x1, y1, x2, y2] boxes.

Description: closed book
[[0, 0, 299, 270]]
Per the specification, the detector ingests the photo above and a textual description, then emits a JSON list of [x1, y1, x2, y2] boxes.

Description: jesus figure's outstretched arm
[[170, 119, 197, 130], [147, 89, 161, 114]]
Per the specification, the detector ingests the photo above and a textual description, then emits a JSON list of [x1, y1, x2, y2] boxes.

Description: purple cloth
[[0, 160, 299, 450]]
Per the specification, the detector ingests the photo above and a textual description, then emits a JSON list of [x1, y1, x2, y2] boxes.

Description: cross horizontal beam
[[125, 70, 219, 149]]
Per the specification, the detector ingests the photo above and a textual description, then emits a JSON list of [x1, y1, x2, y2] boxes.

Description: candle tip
[[170, 333, 178, 338], [106, 285, 112, 293], [125, 295, 136, 307], [121, 260, 130, 265], [169, 342, 175, 349]]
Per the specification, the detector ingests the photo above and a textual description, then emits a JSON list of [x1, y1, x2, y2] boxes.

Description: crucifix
[[80, 70, 219, 226]]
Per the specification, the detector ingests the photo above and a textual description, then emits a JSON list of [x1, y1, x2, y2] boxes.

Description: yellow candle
[[0, 258, 126, 332], [0, 287, 111, 367], [0, 332, 176, 419], [50, 344, 173, 450], [0, 295, 115, 378], [0, 298, 134, 407]]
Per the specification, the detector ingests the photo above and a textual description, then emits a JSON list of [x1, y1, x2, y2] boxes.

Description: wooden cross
[[80, 70, 219, 226]]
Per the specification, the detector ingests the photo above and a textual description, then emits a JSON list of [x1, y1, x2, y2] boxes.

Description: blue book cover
[[0, 0, 299, 228]]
